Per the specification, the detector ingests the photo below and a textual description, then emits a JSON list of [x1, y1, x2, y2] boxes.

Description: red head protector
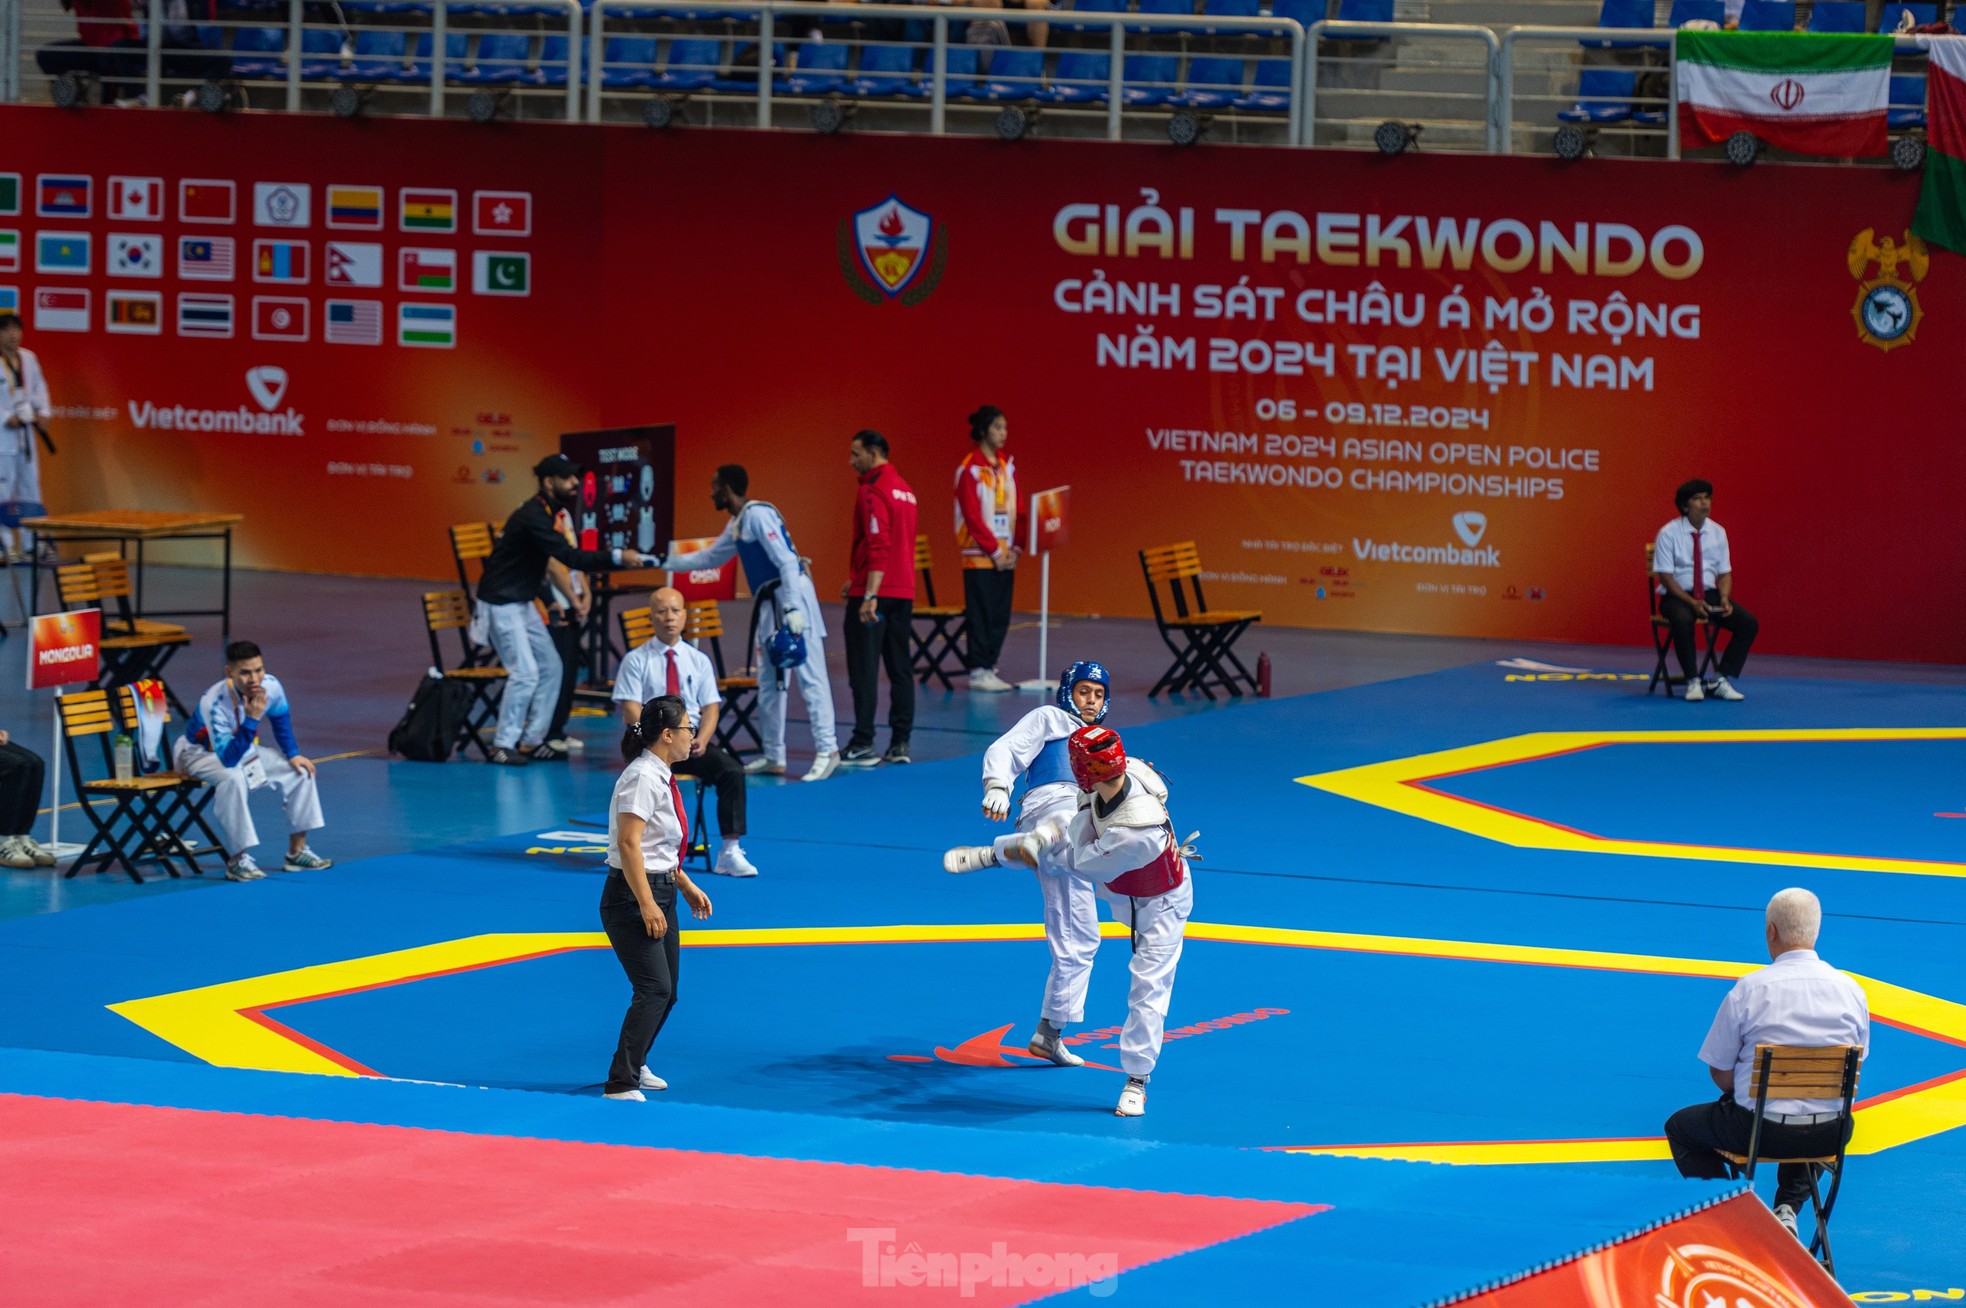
[[1069, 725, 1127, 791]]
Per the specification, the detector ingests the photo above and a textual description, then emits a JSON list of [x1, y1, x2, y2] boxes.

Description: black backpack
[[387, 672, 473, 762]]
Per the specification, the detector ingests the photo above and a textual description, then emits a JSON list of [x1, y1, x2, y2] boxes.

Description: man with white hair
[[1664, 888, 1869, 1240]]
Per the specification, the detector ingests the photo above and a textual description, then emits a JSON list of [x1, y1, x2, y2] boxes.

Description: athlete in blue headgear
[[960, 659, 1111, 1066]]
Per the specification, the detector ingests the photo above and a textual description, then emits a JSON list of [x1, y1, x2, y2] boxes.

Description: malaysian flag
[[324, 299, 381, 345], [179, 237, 235, 281]]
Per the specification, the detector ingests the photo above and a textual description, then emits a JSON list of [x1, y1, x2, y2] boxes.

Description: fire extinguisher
[[1257, 651, 1272, 698]]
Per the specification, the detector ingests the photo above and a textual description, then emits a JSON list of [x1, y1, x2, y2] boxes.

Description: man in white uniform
[[0, 313, 53, 558], [663, 464, 838, 782], [175, 641, 332, 882], [977, 660, 1110, 1067], [613, 586, 758, 878], [1653, 477, 1757, 702], [946, 724, 1195, 1118]]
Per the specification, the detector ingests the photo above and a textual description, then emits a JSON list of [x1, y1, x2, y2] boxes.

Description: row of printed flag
[[7, 175, 532, 236], [4, 233, 528, 295], [3, 287, 459, 347]]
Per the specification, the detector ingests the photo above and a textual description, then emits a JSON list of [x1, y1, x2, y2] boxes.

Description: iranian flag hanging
[[1677, 31, 1892, 157], [1912, 36, 1966, 253]]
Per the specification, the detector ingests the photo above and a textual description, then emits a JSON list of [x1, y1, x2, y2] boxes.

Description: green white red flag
[[1677, 31, 1892, 157]]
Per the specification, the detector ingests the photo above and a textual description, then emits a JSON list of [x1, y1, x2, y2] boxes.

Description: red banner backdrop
[[5, 105, 1958, 659]]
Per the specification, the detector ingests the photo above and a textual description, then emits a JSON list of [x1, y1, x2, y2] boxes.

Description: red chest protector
[[1104, 841, 1186, 898]]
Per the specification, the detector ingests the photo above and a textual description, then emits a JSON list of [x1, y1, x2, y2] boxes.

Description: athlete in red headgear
[[944, 723, 1195, 1117]]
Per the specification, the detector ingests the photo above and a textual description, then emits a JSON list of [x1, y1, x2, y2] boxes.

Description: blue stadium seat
[[1738, 0, 1798, 28], [1180, 54, 1247, 107], [407, 31, 467, 82], [1200, 0, 1261, 32], [1329, 0, 1394, 42], [1056, 0, 1126, 33], [297, 28, 344, 79], [711, 41, 785, 92], [343, 29, 408, 81], [1039, 50, 1112, 102], [598, 35, 658, 87], [779, 39, 850, 94], [1235, 54, 1291, 111], [1581, 0, 1654, 48], [652, 37, 721, 91], [530, 34, 578, 86], [1558, 67, 1635, 122], [1878, 1, 1936, 28], [228, 25, 287, 79], [978, 47, 1045, 99], [1270, 0, 1318, 30], [340, 0, 429, 15], [941, 45, 984, 99], [1889, 72, 1926, 127], [1666, 0, 1724, 24], [1133, 0, 1200, 33], [456, 32, 532, 85], [851, 43, 923, 98], [1807, 1, 1866, 31], [1122, 53, 1179, 103]]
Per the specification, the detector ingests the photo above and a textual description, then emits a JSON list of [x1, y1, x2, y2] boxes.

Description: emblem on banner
[[838, 195, 947, 306], [1846, 227, 1926, 352]]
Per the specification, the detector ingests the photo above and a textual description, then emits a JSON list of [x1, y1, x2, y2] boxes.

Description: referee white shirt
[[607, 752, 684, 877], [1697, 949, 1869, 1117], [1653, 516, 1732, 595], [612, 636, 720, 730]]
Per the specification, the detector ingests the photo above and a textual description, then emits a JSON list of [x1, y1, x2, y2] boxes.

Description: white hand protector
[[982, 783, 1010, 820], [785, 608, 806, 636]]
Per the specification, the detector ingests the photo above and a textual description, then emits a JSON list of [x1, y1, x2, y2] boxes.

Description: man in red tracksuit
[[841, 429, 919, 768]]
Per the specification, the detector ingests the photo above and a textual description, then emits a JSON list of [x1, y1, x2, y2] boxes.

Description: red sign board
[[28, 610, 100, 691], [668, 536, 738, 602], [1029, 485, 1070, 555]]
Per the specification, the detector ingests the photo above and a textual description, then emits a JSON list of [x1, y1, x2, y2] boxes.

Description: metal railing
[[1500, 26, 1676, 157], [1305, 19, 1500, 153]]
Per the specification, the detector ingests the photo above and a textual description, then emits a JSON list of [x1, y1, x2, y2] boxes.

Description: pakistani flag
[[472, 251, 530, 297], [1677, 31, 1891, 157], [1913, 36, 1966, 253]]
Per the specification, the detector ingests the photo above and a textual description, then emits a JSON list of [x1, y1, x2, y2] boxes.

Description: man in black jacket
[[479, 454, 651, 764]]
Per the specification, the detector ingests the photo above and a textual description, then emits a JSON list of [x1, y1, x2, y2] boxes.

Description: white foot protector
[[802, 752, 840, 782], [1115, 1078, 1147, 1117], [943, 845, 1000, 875], [1028, 1031, 1086, 1067]]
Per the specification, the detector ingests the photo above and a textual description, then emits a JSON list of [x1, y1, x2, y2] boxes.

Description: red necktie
[[665, 648, 680, 696], [1690, 530, 1704, 603], [668, 774, 688, 853]]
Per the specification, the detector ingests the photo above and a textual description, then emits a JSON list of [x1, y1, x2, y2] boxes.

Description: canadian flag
[[110, 176, 164, 221]]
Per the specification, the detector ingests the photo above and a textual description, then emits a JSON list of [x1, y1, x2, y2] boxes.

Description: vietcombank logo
[[1353, 512, 1500, 568], [128, 366, 304, 435]]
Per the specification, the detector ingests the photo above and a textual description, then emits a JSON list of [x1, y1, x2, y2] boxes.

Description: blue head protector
[[766, 626, 807, 671], [1057, 660, 1111, 724]]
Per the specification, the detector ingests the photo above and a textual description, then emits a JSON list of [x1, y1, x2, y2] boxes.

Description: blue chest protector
[[1024, 735, 1075, 790], [733, 502, 796, 596]]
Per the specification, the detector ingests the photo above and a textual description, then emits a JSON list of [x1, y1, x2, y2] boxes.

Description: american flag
[[325, 299, 381, 346]]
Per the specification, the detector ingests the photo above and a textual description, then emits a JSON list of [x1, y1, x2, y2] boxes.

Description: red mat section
[[0, 1094, 1325, 1306]]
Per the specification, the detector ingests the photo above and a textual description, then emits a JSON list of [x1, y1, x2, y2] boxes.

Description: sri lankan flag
[[400, 188, 456, 232]]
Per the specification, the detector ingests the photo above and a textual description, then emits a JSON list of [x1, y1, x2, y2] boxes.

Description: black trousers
[[1664, 1094, 1849, 1211], [1659, 589, 1758, 680], [845, 597, 914, 749], [673, 745, 745, 837], [600, 873, 679, 1094], [963, 568, 1016, 672], [0, 741, 45, 836], [545, 614, 582, 742]]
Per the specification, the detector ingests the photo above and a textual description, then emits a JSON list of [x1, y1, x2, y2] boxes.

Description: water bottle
[[1256, 651, 1272, 699], [113, 733, 135, 781]]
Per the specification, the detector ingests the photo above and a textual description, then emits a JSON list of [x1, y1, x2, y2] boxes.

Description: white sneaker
[[547, 736, 584, 753], [1027, 1030, 1085, 1067], [714, 846, 759, 878], [225, 853, 266, 881], [943, 845, 999, 875], [1115, 1077, 1148, 1117], [1709, 676, 1746, 701], [802, 752, 839, 782], [22, 837, 55, 867], [1772, 1203, 1800, 1240], [0, 836, 35, 870], [1682, 679, 1705, 702], [638, 1066, 668, 1091], [968, 668, 1014, 692], [743, 756, 787, 775], [602, 1088, 646, 1102]]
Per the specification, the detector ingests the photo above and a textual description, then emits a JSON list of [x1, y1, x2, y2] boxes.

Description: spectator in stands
[[840, 430, 918, 768], [0, 730, 55, 869], [0, 313, 53, 561], [34, 0, 140, 104], [613, 587, 757, 878], [1664, 888, 1868, 1242], [477, 455, 651, 766], [1652, 478, 1757, 702], [955, 405, 1019, 693], [176, 641, 332, 882], [965, 0, 1049, 50]]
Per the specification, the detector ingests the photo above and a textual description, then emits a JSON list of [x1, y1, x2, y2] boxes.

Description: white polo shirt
[[1653, 516, 1732, 595], [1697, 949, 1870, 1116], [607, 752, 684, 877], [612, 637, 720, 729]]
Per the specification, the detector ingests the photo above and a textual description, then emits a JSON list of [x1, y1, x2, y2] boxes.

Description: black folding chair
[[422, 591, 507, 760], [910, 534, 969, 690], [1645, 541, 1719, 697], [1716, 1043, 1860, 1278], [1139, 541, 1261, 699]]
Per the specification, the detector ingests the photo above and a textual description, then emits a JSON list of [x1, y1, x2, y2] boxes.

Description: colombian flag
[[328, 185, 382, 228], [400, 188, 455, 232]]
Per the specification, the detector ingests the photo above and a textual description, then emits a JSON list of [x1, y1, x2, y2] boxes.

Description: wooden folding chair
[[56, 562, 192, 713], [58, 687, 221, 884], [81, 552, 187, 639], [422, 591, 507, 760], [909, 535, 970, 691], [1139, 542, 1262, 699], [1715, 1043, 1860, 1277], [1646, 542, 1719, 697], [449, 522, 499, 601]]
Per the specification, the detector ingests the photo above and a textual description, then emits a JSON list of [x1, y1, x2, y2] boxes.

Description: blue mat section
[[0, 662, 1961, 1301]]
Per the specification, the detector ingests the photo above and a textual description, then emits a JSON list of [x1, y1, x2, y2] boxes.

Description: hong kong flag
[[472, 190, 531, 237]]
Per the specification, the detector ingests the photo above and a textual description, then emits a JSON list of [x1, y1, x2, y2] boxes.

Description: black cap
[[533, 453, 581, 479]]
